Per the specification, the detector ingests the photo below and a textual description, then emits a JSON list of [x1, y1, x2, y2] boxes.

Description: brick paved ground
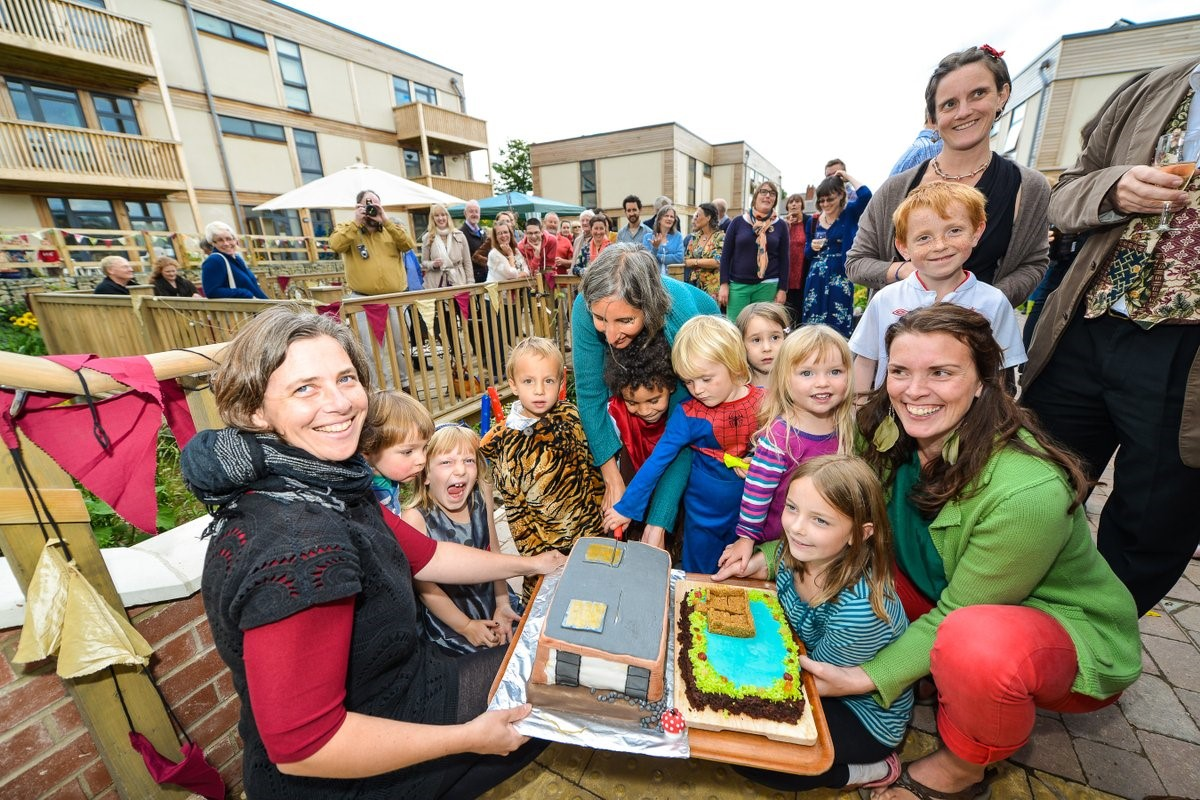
[[488, 455, 1200, 799]]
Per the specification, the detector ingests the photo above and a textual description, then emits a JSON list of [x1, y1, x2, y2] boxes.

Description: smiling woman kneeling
[[801, 304, 1141, 800], [181, 305, 561, 799]]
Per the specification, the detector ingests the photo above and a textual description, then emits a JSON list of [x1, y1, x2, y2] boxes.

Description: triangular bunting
[[363, 304, 390, 345]]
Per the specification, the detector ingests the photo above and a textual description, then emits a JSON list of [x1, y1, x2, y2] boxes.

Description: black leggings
[[734, 696, 894, 790], [430, 646, 546, 799]]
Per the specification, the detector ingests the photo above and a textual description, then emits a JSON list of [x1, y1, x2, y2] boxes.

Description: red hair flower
[[980, 44, 1006, 59]]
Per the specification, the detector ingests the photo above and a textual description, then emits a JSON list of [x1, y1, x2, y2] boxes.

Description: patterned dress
[[684, 229, 724, 298], [802, 187, 872, 337], [415, 486, 522, 655], [480, 401, 606, 597]]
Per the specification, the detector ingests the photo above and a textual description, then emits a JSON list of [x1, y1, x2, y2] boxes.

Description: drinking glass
[[1149, 130, 1200, 234]]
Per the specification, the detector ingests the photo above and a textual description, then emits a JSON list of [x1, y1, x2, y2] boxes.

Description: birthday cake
[[674, 581, 817, 745], [529, 537, 671, 702]]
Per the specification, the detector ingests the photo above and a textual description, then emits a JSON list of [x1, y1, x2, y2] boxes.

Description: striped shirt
[[736, 418, 839, 542], [764, 540, 914, 747]]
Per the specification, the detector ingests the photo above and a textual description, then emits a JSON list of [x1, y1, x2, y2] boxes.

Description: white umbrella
[[253, 163, 463, 211]]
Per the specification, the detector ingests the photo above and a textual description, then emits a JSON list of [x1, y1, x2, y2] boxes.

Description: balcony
[[0, 0, 156, 89], [394, 102, 488, 155], [417, 174, 493, 201], [0, 120, 186, 194]]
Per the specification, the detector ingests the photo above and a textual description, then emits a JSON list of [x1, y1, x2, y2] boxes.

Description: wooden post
[[0, 434, 192, 800], [49, 229, 74, 276]]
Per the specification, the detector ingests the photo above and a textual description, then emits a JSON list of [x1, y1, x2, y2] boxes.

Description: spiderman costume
[[614, 386, 764, 572]]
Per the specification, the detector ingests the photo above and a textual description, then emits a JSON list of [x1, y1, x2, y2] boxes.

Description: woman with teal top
[[571, 244, 720, 549], [803, 305, 1141, 800]]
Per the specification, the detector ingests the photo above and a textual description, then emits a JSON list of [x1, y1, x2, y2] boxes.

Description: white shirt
[[849, 271, 1027, 389], [487, 248, 528, 282]]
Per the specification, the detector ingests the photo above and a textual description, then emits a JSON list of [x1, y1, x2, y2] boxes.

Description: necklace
[[931, 154, 992, 182]]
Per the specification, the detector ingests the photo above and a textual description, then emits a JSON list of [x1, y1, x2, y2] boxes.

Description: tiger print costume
[[480, 400, 606, 598]]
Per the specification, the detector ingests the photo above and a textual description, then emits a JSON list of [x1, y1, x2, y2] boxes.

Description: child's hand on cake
[[603, 507, 632, 532], [713, 537, 756, 581], [461, 618, 502, 648], [464, 704, 531, 755]]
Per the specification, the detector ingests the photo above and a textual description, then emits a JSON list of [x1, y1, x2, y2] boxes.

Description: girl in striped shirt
[[732, 455, 910, 791], [716, 325, 856, 580]]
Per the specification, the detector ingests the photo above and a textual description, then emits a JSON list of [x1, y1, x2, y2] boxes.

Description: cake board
[[677, 574, 833, 776]]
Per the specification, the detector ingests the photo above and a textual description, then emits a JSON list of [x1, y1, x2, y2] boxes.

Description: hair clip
[[980, 44, 1005, 60]]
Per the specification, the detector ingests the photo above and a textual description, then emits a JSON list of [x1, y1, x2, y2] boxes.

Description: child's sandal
[[890, 764, 997, 799]]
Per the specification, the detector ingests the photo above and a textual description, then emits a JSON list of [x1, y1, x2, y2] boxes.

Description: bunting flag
[[453, 292, 470, 319], [316, 301, 342, 319], [414, 298, 437, 333], [363, 304, 390, 345], [545, 272, 557, 292], [276, 276, 291, 294], [0, 354, 196, 534]]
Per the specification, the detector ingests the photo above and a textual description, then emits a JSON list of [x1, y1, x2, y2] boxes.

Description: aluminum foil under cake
[[488, 566, 690, 759]]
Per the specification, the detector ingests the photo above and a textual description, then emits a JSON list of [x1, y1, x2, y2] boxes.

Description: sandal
[[890, 764, 997, 799], [858, 751, 901, 789]]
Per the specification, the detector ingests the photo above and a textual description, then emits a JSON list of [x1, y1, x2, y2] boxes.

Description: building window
[[429, 153, 446, 177], [580, 160, 596, 208], [193, 11, 267, 49], [403, 149, 421, 178], [410, 212, 428, 236], [93, 94, 140, 134], [688, 156, 697, 206], [218, 115, 286, 142], [48, 197, 116, 229], [393, 76, 412, 105], [1002, 102, 1026, 157], [293, 129, 322, 183], [125, 201, 167, 230], [275, 39, 310, 112], [73, 0, 106, 6], [413, 83, 436, 104], [8, 79, 85, 127], [703, 163, 711, 178]]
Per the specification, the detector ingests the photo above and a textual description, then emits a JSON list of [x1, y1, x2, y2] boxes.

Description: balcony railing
[[0, 121, 186, 192], [0, 0, 155, 85], [416, 174, 493, 201], [394, 102, 488, 154]]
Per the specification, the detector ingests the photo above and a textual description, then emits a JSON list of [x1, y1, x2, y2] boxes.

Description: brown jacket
[[1022, 58, 1200, 467]]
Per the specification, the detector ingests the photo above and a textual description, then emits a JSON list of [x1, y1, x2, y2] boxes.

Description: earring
[[941, 429, 961, 466], [872, 408, 900, 453]]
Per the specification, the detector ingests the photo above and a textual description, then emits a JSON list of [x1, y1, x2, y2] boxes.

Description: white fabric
[[487, 248, 528, 281], [849, 271, 1027, 389]]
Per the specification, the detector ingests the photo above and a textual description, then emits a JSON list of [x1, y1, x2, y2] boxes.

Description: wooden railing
[[0, 0, 153, 70], [420, 174, 493, 201], [0, 121, 185, 189], [393, 102, 488, 151]]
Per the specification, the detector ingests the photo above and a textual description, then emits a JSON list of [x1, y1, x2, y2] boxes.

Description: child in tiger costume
[[481, 337, 606, 599]]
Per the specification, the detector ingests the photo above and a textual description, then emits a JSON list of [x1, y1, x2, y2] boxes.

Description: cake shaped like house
[[529, 537, 672, 702]]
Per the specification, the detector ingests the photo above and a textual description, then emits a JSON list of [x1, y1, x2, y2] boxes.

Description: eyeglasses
[[757, 189, 777, 197]]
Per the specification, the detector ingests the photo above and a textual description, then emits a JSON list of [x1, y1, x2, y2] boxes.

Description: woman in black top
[[150, 256, 201, 297]]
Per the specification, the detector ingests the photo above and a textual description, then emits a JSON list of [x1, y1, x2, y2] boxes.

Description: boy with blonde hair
[[850, 182, 1026, 391], [481, 337, 605, 597]]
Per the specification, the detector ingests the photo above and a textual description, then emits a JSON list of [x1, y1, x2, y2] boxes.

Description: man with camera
[[329, 189, 416, 296]]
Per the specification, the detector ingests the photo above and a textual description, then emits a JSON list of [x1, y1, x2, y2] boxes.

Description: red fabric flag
[[316, 301, 342, 319], [363, 303, 390, 344], [277, 276, 291, 294]]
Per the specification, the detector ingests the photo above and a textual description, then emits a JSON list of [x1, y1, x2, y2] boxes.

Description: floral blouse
[[684, 229, 724, 298]]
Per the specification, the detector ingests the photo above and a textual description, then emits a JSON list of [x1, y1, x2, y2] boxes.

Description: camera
[[364, 201, 379, 219]]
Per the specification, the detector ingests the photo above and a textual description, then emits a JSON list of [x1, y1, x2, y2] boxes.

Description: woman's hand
[[774, 289, 787, 305], [525, 550, 566, 575], [641, 525, 667, 550], [432, 257, 444, 268], [461, 618, 502, 648], [652, 232, 665, 248], [798, 656, 875, 697], [718, 283, 730, 308], [463, 705, 532, 755], [600, 459, 625, 513]]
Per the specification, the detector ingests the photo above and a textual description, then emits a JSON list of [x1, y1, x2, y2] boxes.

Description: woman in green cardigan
[[571, 243, 720, 549], [805, 305, 1140, 800]]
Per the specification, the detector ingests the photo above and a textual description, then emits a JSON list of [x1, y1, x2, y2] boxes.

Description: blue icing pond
[[705, 598, 787, 690]]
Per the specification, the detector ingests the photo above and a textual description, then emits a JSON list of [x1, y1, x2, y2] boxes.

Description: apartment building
[[0, 0, 491, 246], [990, 13, 1200, 184], [530, 123, 782, 231]]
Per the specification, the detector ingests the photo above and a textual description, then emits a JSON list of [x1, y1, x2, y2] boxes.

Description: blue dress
[[802, 186, 871, 337]]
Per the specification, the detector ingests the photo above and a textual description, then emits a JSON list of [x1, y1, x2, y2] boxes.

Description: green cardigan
[[571, 277, 720, 530], [862, 435, 1141, 706]]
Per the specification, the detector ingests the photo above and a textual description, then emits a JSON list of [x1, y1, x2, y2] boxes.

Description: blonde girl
[[735, 302, 792, 385], [733, 455, 910, 792], [401, 425, 521, 655], [604, 315, 765, 571], [361, 390, 434, 515], [716, 324, 855, 580]]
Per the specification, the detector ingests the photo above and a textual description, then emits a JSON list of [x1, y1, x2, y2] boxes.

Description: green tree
[[491, 138, 532, 194]]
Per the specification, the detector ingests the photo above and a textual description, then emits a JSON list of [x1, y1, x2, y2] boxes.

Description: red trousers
[[894, 569, 1119, 764]]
